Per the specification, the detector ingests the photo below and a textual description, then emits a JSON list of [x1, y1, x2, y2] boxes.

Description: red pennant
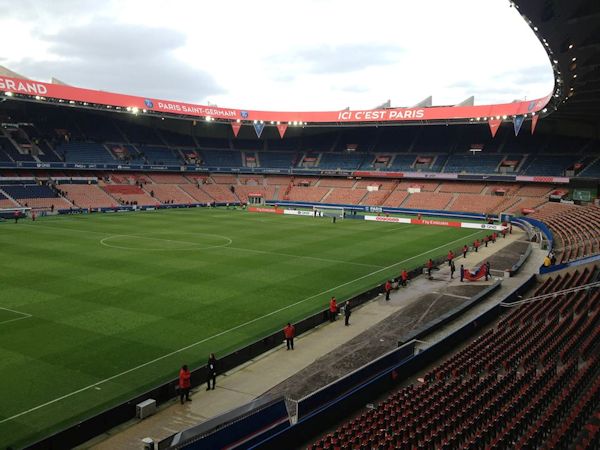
[[276, 123, 288, 138], [231, 122, 241, 137], [531, 115, 539, 134], [488, 119, 502, 138]]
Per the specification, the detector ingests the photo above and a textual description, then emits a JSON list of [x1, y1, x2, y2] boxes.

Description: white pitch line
[[0, 229, 482, 424], [0, 306, 32, 326], [0, 315, 31, 325]]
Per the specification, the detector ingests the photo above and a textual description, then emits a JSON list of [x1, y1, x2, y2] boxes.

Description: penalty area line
[[0, 230, 482, 424]]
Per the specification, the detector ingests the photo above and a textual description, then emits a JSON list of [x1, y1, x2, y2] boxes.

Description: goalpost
[[312, 205, 346, 219], [0, 207, 31, 221]]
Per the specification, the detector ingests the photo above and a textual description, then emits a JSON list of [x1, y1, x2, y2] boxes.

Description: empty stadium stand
[[103, 185, 160, 206], [531, 204, 600, 263], [58, 142, 116, 164], [59, 184, 119, 209], [310, 266, 600, 450]]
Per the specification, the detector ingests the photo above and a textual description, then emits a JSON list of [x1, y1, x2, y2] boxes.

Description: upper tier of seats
[[2, 102, 598, 177]]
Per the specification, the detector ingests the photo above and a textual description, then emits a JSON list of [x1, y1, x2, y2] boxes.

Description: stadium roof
[[513, 0, 600, 126]]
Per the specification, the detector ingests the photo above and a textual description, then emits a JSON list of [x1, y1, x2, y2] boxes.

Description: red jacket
[[329, 299, 337, 313], [179, 368, 191, 389], [284, 324, 295, 339], [401, 270, 408, 281], [463, 245, 468, 253], [447, 251, 454, 261], [427, 260, 433, 269], [385, 281, 391, 292], [474, 240, 480, 247]]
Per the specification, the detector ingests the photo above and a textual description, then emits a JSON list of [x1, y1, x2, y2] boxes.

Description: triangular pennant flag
[[276, 123, 288, 138], [231, 122, 241, 137], [531, 115, 539, 134], [253, 122, 265, 138], [488, 119, 502, 138], [513, 115, 525, 136]]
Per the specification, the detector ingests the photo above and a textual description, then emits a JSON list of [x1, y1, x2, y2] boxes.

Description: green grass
[[0, 208, 488, 448]]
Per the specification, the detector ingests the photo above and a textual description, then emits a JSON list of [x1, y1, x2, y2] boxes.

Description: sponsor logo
[[375, 216, 402, 222], [241, 111, 249, 119], [144, 99, 154, 108], [528, 100, 536, 112]]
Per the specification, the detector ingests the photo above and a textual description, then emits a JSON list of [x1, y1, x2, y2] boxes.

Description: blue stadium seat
[[1, 184, 59, 199], [443, 153, 504, 173], [201, 150, 243, 167]]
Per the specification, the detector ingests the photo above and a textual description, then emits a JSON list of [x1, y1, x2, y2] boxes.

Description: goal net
[[313, 205, 345, 218]]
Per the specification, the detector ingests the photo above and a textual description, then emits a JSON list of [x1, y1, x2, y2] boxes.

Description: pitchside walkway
[[86, 230, 542, 449]]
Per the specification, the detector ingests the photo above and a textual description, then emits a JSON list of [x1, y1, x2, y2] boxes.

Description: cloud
[[10, 22, 224, 102], [335, 84, 370, 93], [505, 64, 553, 85], [274, 43, 404, 75]]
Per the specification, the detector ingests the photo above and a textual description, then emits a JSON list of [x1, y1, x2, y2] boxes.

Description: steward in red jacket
[[384, 280, 392, 301], [284, 323, 295, 350], [179, 365, 191, 404], [401, 270, 409, 286], [329, 297, 338, 322]]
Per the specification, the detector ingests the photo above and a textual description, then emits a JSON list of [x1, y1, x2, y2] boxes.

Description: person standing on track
[[206, 353, 217, 390], [384, 280, 392, 301], [179, 364, 191, 404], [460, 264, 465, 282], [426, 259, 434, 278], [329, 296, 338, 322], [450, 260, 456, 279], [401, 269, 408, 287], [284, 322, 295, 350], [462, 244, 468, 259], [474, 239, 480, 253], [447, 250, 454, 266], [344, 300, 352, 326]]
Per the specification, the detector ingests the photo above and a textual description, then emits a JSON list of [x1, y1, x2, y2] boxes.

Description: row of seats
[[0, 174, 567, 216], [531, 204, 600, 263], [310, 266, 600, 450]]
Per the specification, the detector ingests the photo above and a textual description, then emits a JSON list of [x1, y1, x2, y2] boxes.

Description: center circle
[[100, 233, 232, 251]]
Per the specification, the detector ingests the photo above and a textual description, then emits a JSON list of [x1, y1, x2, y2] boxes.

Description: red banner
[[488, 119, 502, 138], [276, 123, 288, 138], [231, 122, 241, 137], [0, 75, 552, 125], [411, 219, 461, 228]]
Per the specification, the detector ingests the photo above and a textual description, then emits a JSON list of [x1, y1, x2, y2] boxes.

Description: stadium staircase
[[378, 179, 400, 206], [444, 193, 459, 211]]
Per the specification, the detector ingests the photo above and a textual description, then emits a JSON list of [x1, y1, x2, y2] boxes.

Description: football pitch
[[0, 208, 488, 447]]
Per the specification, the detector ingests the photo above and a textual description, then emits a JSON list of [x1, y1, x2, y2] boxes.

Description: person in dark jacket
[[206, 354, 217, 390], [344, 300, 352, 326], [179, 364, 191, 404], [450, 260, 456, 279]]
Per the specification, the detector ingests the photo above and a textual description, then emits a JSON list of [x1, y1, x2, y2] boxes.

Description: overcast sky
[[0, 0, 554, 111]]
